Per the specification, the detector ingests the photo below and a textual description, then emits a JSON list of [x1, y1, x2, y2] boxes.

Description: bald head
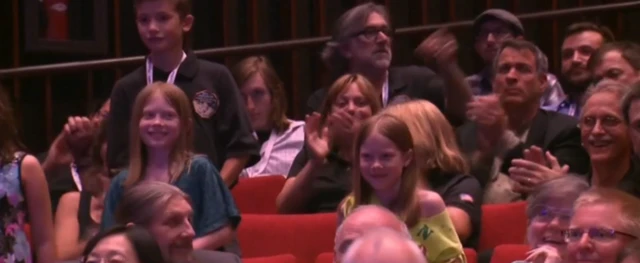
[[335, 205, 409, 263], [342, 228, 426, 263]]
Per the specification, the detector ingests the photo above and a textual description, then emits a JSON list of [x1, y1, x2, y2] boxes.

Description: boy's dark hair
[[82, 225, 168, 263], [133, 0, 193, 50], [564, 22, 615, 43]]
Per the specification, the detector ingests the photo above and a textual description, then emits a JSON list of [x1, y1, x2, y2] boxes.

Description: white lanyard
[[381, 80, 389, 107], [145, 52, 187, 85], [70, 163, 83, 191]]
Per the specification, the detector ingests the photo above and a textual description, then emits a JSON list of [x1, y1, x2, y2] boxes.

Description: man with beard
[[307, 2, 471, 125], [468, 9, 565, 111], [543, 22, 614, 117]]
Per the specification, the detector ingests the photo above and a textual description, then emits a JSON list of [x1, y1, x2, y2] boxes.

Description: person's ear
[[182, 14, 194, 33], [339, 42, 353, 59]]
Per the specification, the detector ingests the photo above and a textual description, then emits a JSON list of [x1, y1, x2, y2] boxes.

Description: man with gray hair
[[306, 2, 471, 125], [457, 39, 590, 204], [334, 205, 409, 263], [342, 228, 427, 263]]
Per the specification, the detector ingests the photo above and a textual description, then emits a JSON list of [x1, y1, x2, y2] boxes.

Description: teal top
[[100, 155, 241, 237]]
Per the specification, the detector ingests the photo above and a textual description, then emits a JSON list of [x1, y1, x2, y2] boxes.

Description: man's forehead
[[499, 48, 536, 62]]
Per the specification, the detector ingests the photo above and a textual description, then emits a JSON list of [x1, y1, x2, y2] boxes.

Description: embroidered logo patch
[[193, 90, 219, 119]]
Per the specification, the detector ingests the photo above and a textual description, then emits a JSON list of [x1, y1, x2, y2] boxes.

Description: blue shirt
[[101, 155, 241, 236]]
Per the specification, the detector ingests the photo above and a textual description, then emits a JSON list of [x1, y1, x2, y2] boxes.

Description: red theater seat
[[490, 244, 531, 263], [231, 176, 286, 214], [243, 254, 297, 263], [479, 201, 528, 251], [465, 248, 478, 263], [237, 213, 337, 263]]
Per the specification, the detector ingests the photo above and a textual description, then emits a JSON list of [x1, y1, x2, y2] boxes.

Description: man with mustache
[[543, 22, 614, 117], [467, 9, 565, 112], [307, 2, 471, 126]]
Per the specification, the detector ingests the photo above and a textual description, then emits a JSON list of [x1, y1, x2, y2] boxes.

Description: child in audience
[[338, 113, 466, 263], [107, 0, 259, 187], [0, 87, 56, 262], [232, 56, 305, 178], [54, 119, 111, 260], [101, 82, 241, 255], [81, 225, 167, 263]]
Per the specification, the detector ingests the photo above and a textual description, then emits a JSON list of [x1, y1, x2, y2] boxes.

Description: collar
[[148, 51, 199, 79]]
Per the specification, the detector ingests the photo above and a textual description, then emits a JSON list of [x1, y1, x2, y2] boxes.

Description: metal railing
[[1, 1, 640, 78]]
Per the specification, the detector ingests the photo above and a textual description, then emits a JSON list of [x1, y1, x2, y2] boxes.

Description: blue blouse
[[100, 155, 241, 236]]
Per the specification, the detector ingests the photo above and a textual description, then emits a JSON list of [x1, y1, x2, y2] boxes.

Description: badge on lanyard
[[145, 52, 187, 85]]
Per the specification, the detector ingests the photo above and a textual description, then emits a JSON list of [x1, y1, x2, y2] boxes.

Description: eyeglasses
[[351, 26, 394, 41], [564, 227, 637, 243], [476, 28, 513, 41], [579, 115, 623, 130], [532, 206, 573, 223]]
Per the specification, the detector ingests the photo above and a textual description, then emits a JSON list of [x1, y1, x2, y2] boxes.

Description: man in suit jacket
[[457, 39, 590, 204]]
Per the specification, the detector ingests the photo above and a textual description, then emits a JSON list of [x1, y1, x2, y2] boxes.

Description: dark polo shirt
[[107, 52, 260, 172]]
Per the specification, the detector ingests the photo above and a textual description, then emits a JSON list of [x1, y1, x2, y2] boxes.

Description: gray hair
[[526, 174, 589, 220], [115, 181, 191, 226], [342, 228, 426, 263], [581, 79, 630, 109], [336, 205, 410, 238], [321, 3, 391, 80], [492, 39, 549, 79]]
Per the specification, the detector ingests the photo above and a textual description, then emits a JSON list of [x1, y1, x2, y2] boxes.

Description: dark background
[[1, 0, 640, 153]]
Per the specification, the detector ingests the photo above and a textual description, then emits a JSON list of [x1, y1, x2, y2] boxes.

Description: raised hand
[[415, 28, 459, 68], [467, 95, 507, 153], [524, 245, 563, 263], [63, 116, 96, 160], [305, 113, 330, 162], [510, 146, 569, 194]]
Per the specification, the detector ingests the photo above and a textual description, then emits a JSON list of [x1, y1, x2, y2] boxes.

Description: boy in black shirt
[[107, 0, 259, 187]]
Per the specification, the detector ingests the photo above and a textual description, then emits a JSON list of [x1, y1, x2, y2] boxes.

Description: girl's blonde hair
[[382, 100, 468, 183], [125, 82, 194, 187], [352, 113, 420, 226]]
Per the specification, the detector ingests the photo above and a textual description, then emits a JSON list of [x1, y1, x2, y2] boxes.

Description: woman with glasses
[[566, 188, 640, 263], [480, 175, 589, 263]]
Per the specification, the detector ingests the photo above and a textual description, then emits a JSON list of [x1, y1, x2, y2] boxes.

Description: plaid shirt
[[466, 71, 568, 115]]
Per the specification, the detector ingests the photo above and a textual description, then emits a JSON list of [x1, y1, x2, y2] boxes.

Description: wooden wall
[[1, 0, 640, 153]]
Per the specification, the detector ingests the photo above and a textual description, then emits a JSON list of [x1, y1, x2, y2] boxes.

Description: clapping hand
[[510, 146, 569, 194]]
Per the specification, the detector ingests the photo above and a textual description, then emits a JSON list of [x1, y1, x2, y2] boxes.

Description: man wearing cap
[[468, 9, 565, 110]]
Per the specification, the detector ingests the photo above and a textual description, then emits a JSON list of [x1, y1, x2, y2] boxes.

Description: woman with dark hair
[[55, 119, 112, 260], [82, 225, 167, 263]]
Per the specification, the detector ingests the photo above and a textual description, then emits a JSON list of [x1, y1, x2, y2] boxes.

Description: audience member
[[383, 100, 482, 247], [232, 56, 305, 178], [340, 113, 465, 263], [480, 175, 589, 263], [0, 86, 56, 263], [102, 82, 241, 254], [619, 240, 640, 263], [467, 8, 565, 111], [277, 74, 382, 213], [549, 22, 614, 117], [565, 188, 640, 263], [43, 99, 110, 214], [55, 119, 111, 260], [308, 2, 468, 123], [334, 205, 409, 263], [342, 228, 427, 263], [107, 0, 259, 187], [589, 41, 640, 85], [458, 39, 590, 203], [81, 225, 167, 263], [622, 82, 640, 159], [116, 181, 241, 263], [579, 80, 640, 196]]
